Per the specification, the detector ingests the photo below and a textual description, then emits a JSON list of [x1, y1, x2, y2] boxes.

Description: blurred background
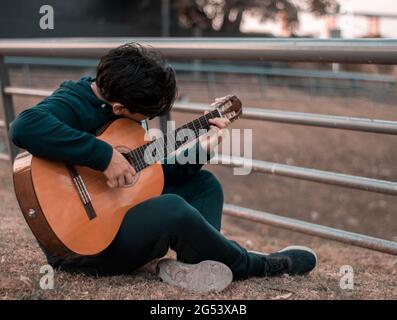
[[0, 0, 397, 299], [1, 0, 397, 38]]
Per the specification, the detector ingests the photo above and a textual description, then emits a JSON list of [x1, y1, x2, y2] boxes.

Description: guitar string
[[130, 113, 207, 170], [148, 109, 218, 169], [128, 109, 221, 171]]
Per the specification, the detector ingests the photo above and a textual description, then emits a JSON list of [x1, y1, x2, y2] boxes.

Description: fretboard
[[124, 109, 221, 172]]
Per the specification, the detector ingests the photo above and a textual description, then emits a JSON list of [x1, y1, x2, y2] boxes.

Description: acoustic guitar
[[12, 95, 242, 258]]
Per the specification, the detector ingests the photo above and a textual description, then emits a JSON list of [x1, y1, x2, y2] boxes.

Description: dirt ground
[[1, 66, 397, 299]]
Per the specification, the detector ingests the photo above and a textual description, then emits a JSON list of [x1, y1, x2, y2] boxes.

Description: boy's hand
[[103, 148, 136, 188], [199, 96, 231, 154]]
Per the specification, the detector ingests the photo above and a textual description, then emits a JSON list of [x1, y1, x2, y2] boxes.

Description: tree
[[173, 0, 340, 35]]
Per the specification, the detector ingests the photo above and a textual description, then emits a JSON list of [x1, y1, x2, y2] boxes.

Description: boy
[[10, 42, 316, 293]]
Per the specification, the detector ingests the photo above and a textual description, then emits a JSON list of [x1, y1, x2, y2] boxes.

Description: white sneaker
[[156, 259, 233, 293]]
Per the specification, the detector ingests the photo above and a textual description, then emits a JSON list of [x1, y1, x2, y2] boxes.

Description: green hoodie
[[9, 76, 210, 187]]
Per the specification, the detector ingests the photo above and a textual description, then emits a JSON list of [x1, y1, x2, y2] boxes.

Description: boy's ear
[[111, 103, 125, 115]]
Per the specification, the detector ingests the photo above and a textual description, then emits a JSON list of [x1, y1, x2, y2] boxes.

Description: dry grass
[[0, 160, 396, 300]]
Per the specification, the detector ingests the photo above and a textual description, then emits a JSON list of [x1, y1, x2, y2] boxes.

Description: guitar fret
[[131, 149, 143, 171], [126, 108, 224, 172]]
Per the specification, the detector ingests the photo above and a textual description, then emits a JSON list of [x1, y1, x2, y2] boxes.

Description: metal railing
[[1, 38, 397, 64], [6, 56, 395, 105], [5, 56, 396, 83], [1, 38, 397, 255]]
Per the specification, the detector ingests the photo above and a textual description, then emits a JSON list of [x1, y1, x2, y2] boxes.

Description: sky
[[242, 0, 397, 38]]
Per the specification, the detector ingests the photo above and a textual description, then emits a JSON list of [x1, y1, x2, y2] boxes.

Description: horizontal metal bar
[[171, 62, 396, 83], [1, 38, 397, 64], [5, 56, 395, 83], [5, 87, 397, 135], [0, 152, 10, 161], [5, 56, 99, 68], [215, 155, 397, 196], [223, 204, 397, 255], [339, 11, 397, 20], [173, 101, 397, 135], [4, 86, 52, 97]]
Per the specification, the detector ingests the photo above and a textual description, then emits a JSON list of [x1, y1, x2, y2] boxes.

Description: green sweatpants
[[49, 170, 265, 280]]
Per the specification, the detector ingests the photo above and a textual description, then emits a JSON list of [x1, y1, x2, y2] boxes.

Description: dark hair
[[96, 42, 177, 119]]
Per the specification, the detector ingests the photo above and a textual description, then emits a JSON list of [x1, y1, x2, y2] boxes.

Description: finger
[[216, 96, 229, 102], [217, 117, 231, 126], [204, 110, 209, 115], [117, 175, 125, 188], [210, 124, 224, 135], [209, 118, 226, 128], [129, 165, 136, 176], [211, 97, 226, 106], [107, 179, 117, 188], [209, 118, 229, 128], [124, 171, 134, 185], [210, 116, 230, 123], [209, 125, 220, 133]]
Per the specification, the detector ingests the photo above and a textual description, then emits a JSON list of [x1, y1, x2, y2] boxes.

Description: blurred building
[[242, 0, 397, 38]]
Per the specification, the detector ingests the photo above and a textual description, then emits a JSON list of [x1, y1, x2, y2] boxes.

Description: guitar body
[[13, 118, 164, 258]]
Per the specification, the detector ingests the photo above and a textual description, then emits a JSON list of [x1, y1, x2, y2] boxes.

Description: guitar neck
[[125, 109, 222, 172]]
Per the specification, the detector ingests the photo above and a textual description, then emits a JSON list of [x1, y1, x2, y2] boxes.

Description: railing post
[[0, 56, 18, 161], [207, 72, 216, 100], [258, 74, 267, 97]]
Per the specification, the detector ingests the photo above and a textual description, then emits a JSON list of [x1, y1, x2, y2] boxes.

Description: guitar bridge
[[66, 165, 97, 220]]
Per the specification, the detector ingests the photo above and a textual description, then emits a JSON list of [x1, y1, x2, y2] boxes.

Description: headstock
[[214, 95, 242, 122]]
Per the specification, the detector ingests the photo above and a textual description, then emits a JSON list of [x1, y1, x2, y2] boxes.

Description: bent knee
[[160, 194, 204, 229], [197, 170, 224, 201]]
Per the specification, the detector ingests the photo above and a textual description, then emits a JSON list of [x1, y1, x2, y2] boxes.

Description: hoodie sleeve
[[9, 107, 113, 171]]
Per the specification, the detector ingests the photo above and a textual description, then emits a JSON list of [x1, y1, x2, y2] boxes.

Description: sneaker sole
[[156, 259, 233, 293]]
